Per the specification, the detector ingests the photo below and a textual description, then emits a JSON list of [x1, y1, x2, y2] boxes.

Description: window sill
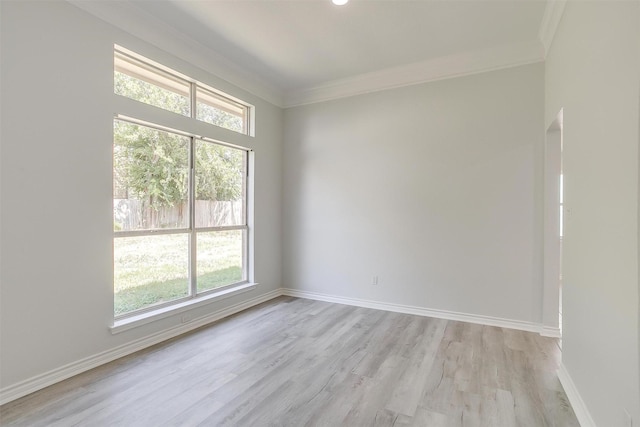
[[110, 282, 258, 335]]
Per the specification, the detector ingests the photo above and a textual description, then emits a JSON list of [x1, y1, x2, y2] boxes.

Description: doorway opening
[[543, 109, 563, 342]]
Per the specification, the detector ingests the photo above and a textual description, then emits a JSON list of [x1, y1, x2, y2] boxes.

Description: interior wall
[[0, 1, 283, 391], [6, 4, 638, 424], [283, 63, 545, 324], [545, 1, 640, 425]]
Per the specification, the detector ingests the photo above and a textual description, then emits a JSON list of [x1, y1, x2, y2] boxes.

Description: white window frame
[[111, 46, 255, 332], [115, 45, 254, 136]]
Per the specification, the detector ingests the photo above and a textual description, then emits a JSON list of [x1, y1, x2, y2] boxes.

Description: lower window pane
[[114, 234, 189, 316], [197, 230, 244, 293]]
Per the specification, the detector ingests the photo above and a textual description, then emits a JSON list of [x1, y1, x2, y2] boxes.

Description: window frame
[[114, 45, 253, 136], [196, 84, 250, 135], [112, 45, 255, 323], [113, 117, 251, 320]]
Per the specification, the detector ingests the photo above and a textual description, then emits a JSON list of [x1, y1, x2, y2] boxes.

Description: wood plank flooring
[[0, 297, 579, 426]]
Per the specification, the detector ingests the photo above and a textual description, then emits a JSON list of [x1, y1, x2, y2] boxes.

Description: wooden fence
[[114, 199, 243, 230]]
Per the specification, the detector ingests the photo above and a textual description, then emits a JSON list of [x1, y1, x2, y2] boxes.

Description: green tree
[[115, 71, 190, 116], [113, 72, 245, 230], [195, 142, 244, 202], [196, 101, 243, 133], [114, 121, 189, 229]]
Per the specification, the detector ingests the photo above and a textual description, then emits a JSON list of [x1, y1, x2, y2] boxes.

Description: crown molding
[[67, 0, 550, 110], [538, 0, 568, 57], [67, 0, 284, 108], [284, 40, 545, 108]]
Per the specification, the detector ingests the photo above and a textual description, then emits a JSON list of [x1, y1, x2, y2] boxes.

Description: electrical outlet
[[181, 314, 192, 324], [624, 408, 632, 427], [372, 276, 379, 286]]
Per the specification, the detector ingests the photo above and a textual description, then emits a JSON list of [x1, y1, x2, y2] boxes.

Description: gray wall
[[283, 63, 545, 324], [545, 1, 640, 425], [0, 1, 283, 389]]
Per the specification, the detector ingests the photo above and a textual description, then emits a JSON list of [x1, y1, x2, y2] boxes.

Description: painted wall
[[545, 1, 640, 425], [283, 63, 545, 324], [5, 3, 638, 425], [0, 1, 283, 391]]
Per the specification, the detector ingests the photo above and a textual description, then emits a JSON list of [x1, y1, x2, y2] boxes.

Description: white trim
[[558, 363, 597, 427], [542, 115, 563, 338], [0, 287, 562, 406], [111, 282, 258, 334], [281, 288, 543, 334], [69, 0, 552, 109], [539, 325, 562, 338], [69, 0, 563, 109], [538, 0, 568, 57], [68, 0, 283, 107], [283, 41, 544, 108], [0, 288, 282, 406]]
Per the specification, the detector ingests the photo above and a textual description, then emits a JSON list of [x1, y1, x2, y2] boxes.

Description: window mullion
[[190, 81, 197, 119], [189, 136, 197, 297], [188, 82, 197, 298], [244, 150, 249, 226]]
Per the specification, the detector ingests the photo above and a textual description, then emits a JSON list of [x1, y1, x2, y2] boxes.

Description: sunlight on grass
[[197, 230, 243, 292], [114, 267, 242, 316], [114, 231, 243, 316], [114, 234, 189, 292]]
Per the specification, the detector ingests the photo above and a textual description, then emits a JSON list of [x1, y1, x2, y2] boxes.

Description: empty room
[[1, 0, 639, 426]]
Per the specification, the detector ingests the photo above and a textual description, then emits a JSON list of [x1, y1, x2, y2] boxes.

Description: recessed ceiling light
[[332, 0, 348, 5]]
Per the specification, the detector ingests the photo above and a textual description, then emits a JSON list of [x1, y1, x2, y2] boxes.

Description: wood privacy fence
[[114, 199, 243, 230]]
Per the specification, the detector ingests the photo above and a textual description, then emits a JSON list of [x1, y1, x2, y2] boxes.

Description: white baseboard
[[281, 288, 543, 334], [1, 287, 559, 407], [558, 363, 597, 427], [0, 288, 282, 406]]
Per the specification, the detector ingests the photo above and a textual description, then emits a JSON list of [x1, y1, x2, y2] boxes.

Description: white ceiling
[[132, 0, 547, 90], [73, 0, 557, 106]]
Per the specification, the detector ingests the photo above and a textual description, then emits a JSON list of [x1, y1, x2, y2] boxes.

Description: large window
[[113, 47, 252, 318]]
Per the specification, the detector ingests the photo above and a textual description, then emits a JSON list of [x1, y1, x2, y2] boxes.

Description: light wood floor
[[1, 297, 579, 426]]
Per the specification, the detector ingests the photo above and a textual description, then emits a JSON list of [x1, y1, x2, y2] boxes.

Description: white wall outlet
[[180, 314, 192, 324], [372, 276, 379, 286]]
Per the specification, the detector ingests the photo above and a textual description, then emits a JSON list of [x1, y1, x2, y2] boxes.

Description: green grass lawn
[[114, 231, 243, 316]]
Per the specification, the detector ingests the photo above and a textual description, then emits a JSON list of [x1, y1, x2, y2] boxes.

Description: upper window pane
[[195, 141, 246, 227], [196, 86, 247, 134], [114, 51, 190, 116], [114, 121, 190, 232]]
